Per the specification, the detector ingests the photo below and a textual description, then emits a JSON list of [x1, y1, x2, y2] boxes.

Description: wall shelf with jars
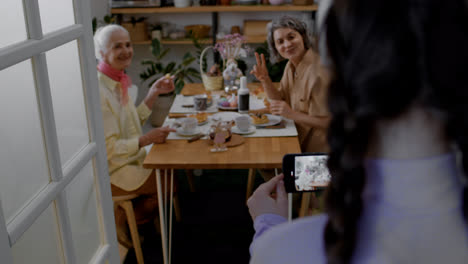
[[111, 4, 318, 45], [110, 5, 318, 14]]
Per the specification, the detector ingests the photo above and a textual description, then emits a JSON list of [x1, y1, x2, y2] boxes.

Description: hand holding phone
[[282, 153, 331, 193], [247, 174, 288, 221]]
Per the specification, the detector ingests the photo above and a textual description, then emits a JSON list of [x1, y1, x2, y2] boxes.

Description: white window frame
[[0, 0, 119, 263]]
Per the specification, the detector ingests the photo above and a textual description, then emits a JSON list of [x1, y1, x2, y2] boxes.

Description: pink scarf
[[97, 62, 131, 106]]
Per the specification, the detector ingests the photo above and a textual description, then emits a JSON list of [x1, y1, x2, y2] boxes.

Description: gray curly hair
[[267, 16, 313, 62], [94, 24, 129, 61]]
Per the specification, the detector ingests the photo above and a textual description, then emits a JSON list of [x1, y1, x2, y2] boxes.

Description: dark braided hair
[[323, 0, 468, 263]]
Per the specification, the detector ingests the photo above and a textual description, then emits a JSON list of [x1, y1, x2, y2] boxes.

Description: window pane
[[46, 41, 90, 166], [0, 61, 50, 223], [38, 0, 75, 34], [12, 204, 63, 264], [65, 161, 101, 262], [0, 0, 27, 48]]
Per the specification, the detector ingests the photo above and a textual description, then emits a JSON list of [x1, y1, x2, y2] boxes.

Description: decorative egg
[[221, 101, 231, 107]]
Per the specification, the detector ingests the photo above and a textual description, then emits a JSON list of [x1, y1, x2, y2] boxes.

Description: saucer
[[197, 120, 208, 126], [231, 125, 256, 135], [176, 127, 201, 137]]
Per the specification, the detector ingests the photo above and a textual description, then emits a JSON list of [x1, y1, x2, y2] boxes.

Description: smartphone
[[282, 153, 331, 193]]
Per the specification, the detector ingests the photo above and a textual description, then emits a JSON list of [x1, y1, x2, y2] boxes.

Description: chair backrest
[[112, 194, 139, 202]]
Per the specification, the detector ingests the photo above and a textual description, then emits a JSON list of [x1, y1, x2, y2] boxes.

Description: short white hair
[[94, 24, 129, 61]]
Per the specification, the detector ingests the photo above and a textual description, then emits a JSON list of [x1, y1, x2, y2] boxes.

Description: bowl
[[185, 25, 211, 39]]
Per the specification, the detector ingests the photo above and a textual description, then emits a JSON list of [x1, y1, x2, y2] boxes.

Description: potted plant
[[140, 38, 200, 126], [150, 23, 163, 41]]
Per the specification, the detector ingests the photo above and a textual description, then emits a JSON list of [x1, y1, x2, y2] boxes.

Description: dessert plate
[[176, 127, 201, 137], [211, 112, 242, 122], [253, 114, 282, 127], [217, 105, 238, 111]]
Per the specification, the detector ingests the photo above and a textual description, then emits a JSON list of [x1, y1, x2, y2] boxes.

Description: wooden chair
[[113, 194, 145, 264], [112, 193, 182, 264]]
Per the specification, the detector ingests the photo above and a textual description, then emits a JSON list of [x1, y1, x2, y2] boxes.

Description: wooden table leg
[[246, 168, 255, 201], [155, 169, 169, 264]]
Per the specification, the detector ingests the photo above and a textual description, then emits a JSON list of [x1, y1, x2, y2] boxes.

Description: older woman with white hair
[[94, 24, 176, 247]]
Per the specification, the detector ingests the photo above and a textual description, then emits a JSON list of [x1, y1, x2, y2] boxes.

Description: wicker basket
[[200, 46, 224, 91], [185, 25, 211, 39]]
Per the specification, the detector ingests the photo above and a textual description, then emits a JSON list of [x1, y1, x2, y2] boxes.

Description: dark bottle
[[238, 76, 249, 113]]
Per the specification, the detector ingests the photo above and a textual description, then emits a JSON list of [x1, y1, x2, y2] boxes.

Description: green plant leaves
[[151, 38, 162, 57], [140, 40, 201, 94], [158, 48, 170, 60], [164, 62, 176, 73]]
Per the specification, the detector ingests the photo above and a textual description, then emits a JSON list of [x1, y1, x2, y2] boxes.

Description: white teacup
[[235, 115, 251, 132], [181, 117, 197, 134]]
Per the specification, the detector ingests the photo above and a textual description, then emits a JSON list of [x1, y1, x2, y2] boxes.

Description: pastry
[[253, 86, 266, 99], [251, 114, 269, 125], [188, 112, 208, 124], [263, 98, 271, 109]]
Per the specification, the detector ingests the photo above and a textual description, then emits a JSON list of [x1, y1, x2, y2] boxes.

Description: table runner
[[164, 116, 298, 140]]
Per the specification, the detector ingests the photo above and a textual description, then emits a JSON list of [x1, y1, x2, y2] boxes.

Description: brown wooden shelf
[[111, 4, 317, 14], [133, 35, 266, 45], [132, 38, 211, 45]]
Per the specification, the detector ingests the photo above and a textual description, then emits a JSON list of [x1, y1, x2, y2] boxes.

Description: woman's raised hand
[[250, 52, 271, 83], [144, 75, 175, 109], [150, 75, 175, 96]]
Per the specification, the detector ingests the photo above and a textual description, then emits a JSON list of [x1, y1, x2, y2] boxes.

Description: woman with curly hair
[[251, 15, 331, 154], [247, 0, 468, 263]]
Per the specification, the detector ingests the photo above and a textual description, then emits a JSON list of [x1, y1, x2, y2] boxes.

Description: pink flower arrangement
[[214, 33, 250, 61]]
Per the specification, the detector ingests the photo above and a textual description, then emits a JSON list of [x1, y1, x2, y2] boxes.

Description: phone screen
[[284, 154, 330, 192]]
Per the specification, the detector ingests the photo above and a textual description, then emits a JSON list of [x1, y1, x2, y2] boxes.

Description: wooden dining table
[[143, 83, 301, 264]]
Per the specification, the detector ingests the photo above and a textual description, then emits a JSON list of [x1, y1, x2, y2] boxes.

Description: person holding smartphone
[[248, 0, 468, 263]]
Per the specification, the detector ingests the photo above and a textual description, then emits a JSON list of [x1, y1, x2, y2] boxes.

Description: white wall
[[90, 0, 109, 22]]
